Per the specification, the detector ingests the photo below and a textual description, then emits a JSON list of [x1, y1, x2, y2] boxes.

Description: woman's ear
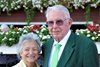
[[19, 52, 22, 59]]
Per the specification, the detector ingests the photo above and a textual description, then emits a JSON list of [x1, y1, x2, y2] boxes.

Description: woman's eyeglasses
[[46, 19, 67, 26]]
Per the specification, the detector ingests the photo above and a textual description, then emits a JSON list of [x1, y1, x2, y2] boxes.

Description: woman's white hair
[[45, 5, 70, 19], [17, 32, 41, 59]]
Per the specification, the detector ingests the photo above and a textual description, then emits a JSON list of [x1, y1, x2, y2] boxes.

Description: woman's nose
[[29, 50, 33, 55]]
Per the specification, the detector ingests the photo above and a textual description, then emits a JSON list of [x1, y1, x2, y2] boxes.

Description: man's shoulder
[[76, 34, 93, 42], [42, 38, 53, 47], [74, 34, 96, 48], [71, 32, 93, 43], [70, 32, 95, 46], [44, 38, 53, 44]]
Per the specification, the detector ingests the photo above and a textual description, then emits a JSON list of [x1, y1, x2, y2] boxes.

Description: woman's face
[[20, 40, 39, 63]]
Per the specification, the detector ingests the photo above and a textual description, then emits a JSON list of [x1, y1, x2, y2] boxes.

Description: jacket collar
[[43, 38, 54, 67], [57, 32, 76, 67], [43, 32, 76, 67]]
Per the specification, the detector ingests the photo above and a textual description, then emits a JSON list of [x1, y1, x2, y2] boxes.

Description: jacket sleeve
[[83, 42, 99, 67]]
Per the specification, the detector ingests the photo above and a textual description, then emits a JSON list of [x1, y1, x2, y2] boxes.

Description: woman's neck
[[26, 62, 37, 67]]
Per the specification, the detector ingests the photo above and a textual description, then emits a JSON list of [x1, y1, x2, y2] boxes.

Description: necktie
[[51, 43, 61, 67]]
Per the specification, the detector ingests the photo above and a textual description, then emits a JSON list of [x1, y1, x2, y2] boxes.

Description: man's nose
[[53, 22, 58, 28]]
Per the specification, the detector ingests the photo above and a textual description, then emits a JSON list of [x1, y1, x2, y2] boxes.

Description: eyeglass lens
[[47, 19, 64, 26]]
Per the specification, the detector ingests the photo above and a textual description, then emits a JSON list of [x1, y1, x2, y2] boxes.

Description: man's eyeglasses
[[46, 19, 67, 26]]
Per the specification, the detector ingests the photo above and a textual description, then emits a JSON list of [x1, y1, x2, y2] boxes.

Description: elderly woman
[[13, 32, 41, 67]]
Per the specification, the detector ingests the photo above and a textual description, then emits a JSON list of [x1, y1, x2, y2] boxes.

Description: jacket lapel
[[43, 38, 54, 67], [57, 32, 76, 67]]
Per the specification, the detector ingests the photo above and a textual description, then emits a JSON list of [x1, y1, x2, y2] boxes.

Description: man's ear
[[68, 18, 73, 25]]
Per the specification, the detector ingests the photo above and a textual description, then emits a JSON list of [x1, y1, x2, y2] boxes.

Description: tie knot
[[55, 43, 61, 49]]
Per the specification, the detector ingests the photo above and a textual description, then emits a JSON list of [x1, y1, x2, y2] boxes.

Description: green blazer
[[42, 32, 99, 67]]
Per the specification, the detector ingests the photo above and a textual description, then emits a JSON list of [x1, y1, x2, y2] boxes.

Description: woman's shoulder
[[12, 60, 26, 67], [12, 60, 40, 67]]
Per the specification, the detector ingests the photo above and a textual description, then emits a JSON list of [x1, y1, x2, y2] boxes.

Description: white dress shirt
[[48, 30, 71, 67]]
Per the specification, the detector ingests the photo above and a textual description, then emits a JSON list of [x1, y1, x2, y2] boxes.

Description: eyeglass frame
[[46, 18, 69, 26]]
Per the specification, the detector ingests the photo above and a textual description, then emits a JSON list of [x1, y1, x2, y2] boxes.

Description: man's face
[[46, 10, 72, 42]]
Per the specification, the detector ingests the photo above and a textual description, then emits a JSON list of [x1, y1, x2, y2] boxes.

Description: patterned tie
[[51, 43, 61, 67]]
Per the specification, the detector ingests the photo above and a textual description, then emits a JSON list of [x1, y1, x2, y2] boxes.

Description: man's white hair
[[45, 5, 70, 19]]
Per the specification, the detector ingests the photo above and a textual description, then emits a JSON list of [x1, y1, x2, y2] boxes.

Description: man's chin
[[52, 36, 62, 41]]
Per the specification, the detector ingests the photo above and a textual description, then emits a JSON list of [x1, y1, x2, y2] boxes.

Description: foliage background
[[0, 25, 50, 47], [0, 0, 100, 23], [76, 24, 100, 42]]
